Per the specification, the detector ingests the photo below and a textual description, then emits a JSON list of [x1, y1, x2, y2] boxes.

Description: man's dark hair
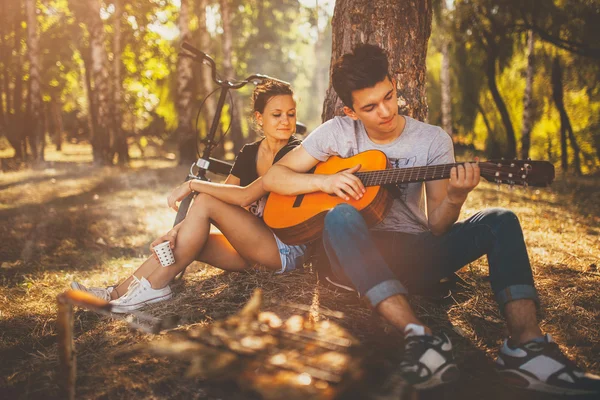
[[331, 43, 391, 110]]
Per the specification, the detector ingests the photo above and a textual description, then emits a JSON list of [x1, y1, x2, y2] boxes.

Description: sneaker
[[496, 334, 600, 395], [109, 276, 172, 314], [399, 324, 460, 389], [70, 281, 114, 302]]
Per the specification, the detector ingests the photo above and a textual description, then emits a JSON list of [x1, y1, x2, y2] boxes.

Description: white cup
[[154, 241, 175, 267]]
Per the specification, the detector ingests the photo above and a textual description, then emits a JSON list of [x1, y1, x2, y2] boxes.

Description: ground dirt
[[1, 144, 599, 399]]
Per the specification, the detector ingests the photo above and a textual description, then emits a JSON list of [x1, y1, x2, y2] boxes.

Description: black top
[[230, 135, 302, 186]]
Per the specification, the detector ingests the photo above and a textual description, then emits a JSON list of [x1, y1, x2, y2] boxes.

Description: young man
[[263, 44, 600, 394]]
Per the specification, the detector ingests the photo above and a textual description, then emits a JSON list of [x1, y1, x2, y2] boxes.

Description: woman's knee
[[190, 193, 222, 214]]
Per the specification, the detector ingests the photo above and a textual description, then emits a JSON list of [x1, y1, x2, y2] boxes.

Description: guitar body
[[263, 150, 394, 245]]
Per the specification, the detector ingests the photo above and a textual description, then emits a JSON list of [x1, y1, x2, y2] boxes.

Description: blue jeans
[[322, 204, 539, 313]]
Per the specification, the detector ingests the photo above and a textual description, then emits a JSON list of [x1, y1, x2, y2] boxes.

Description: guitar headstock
[[479, 159, 555, 187]]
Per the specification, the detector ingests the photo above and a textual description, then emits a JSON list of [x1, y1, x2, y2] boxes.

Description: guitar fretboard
[[355, 162, 473, 187]]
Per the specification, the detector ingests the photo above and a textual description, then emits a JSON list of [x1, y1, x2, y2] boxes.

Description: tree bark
[[25, 0, 43, 162], [520, 30, 535, 159], [439, 0, 452, 136], [112, 0, 128, 164], [323, 0, 432, 122], [50, 92, 63, 151], [176, 0, 196, 165], [551, 56, 580, 174], [85, 0, 114, 164], [7, 15, 26, 160], [220, 0, 244, 157], [81, 46, 97, 143], [485, 45, 517, 159], [196, 0, 219, 150]]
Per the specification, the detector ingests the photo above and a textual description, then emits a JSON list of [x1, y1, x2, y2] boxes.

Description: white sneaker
[[70, 281, 114, 302], [109, 276, 172, 314]]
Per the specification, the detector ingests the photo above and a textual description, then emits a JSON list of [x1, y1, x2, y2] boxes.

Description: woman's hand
[[150, 230, 177, 260], [168, 180, 194, 211]]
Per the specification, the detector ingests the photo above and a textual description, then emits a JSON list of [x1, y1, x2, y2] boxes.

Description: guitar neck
[[355, 162, 473, 187]]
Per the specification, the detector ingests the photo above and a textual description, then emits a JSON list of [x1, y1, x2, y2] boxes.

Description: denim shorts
[[273, 233, 307, 274]]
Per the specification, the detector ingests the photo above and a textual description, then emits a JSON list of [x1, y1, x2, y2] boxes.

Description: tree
[[456, 0, 518, 158], [437, 0, 452, 136], [25, 0, 44, 162], [0, 0, 27, 161], [220, 0, 245, 155], [69, 0, 115, 164], [111, 0, 129, 164], [520, 30, 534, 159], [175, 0, 195, 164], [323, 0, 432, 122], [552, 56, 581, 174]]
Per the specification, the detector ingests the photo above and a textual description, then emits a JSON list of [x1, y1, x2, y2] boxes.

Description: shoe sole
[[70, 282, 84, 291], [110, 292, 173, 314], [498, 369, 597, 395], [413, 363, 460, 390]]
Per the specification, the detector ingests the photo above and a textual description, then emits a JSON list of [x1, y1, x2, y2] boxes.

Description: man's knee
[[323, 203, 364, 231], [481, 208, 522, 232]]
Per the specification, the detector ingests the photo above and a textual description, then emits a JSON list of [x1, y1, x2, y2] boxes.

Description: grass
[[0, 145, 599, 399]]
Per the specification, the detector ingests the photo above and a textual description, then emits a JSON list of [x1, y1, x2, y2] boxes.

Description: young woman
[[71, 80, 307, 313]]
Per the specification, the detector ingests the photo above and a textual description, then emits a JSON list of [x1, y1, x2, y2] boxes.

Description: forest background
[[1, 1, 600, 399], [1, 0, 599, 172]]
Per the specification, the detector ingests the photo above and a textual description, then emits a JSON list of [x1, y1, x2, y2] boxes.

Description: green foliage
[[426, 0, 600, 172]]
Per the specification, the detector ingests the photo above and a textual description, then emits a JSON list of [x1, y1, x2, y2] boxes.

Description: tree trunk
[[85, 0, 114, 164], [439, 0, 452, 136], [485, 45, 517, 159], [81, 46, 97, 143], [50, 92, 63, 151], [323, 0, 432, 122], [176, 0, 196, 165], [8, 16, 26, 161], [25, 0, 43, 162], [520, 30, 535, 159], [0, 24, 5, 128], [112, 0, 128, 164], [196, 0, 219, 149], [551, 56, 580, 174], [220, 0, 244, 157]]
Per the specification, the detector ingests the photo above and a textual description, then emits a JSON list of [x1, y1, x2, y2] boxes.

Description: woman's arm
[[167, 176, 267, 211], [191, 177, 266, 206]]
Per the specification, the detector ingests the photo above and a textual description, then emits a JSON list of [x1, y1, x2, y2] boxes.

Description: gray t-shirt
[[302, 116, 455, 234]]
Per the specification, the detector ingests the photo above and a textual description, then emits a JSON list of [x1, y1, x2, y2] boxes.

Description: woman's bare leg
[[111, 193, 281, 297], [145, 193, 281, 288], [110, 232, 247, 299]]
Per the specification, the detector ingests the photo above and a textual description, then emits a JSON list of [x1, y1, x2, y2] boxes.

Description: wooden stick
[[56, 293, 76, 400]]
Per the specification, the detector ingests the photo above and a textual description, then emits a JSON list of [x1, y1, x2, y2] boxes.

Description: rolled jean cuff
[[364, 279, 408, 308], [495, 284, 539, 313]]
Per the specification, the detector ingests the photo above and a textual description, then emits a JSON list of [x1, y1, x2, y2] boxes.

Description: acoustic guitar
[[263, 150, 555, 245]]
